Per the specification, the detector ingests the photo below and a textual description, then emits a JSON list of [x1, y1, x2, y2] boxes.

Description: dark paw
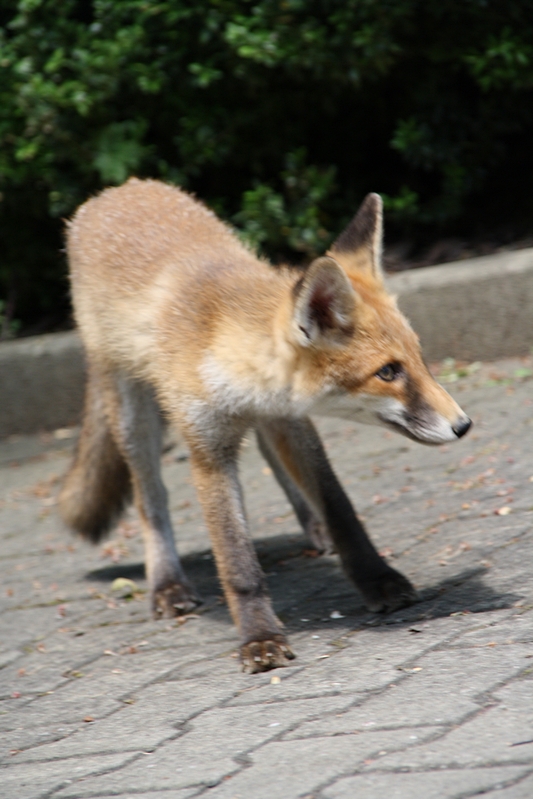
[[240, 635, 296, 674], [305, 518, 336, 555], [152, 582, 202, 619], [359, 568, 418, 613]]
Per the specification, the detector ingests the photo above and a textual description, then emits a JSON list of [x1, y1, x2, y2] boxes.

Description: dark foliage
[[1, 1, 532, 334]]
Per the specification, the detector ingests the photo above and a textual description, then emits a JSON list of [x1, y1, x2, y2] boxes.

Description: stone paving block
[[1, 641, 202, 712], [0, 722, 78, 759], [226, 647, 408, 706], [82, 792, 197, 799], [162, 649, 283, 689], [201, 728, 444, 799], [284, 643, 533, 734], [8, 678, 245, 762], [52, 696, 353, 797], [0, 604, 88, 657], [365, 678, 533, 771], [0, 752, 135, 799], [0, 650, 21, 670], [323, 766, 530, 799], [480, 771, 533, 798], [1, 679, 123, 729], [448, 610, 533, 648]]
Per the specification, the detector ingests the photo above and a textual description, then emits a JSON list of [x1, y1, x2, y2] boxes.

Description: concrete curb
[[1, 248, 533, 438], [389, 247, 533, 363], [0, 331, 85, 439]]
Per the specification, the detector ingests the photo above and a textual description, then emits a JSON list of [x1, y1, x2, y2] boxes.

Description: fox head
[[289, 194, 471, 445]]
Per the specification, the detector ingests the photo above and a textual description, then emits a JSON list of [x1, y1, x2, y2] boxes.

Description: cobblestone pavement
[[1, 356, 533, 799]]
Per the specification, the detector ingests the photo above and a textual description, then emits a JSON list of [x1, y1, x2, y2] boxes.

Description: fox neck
[[198, 278, 323, 418]]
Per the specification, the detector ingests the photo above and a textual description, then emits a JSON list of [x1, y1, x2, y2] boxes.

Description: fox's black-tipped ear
[[328, 193, 383, 280], [292, 256, 355, 347]]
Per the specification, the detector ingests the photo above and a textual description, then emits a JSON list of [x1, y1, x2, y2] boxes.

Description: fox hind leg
[[98, 369, 200, 618], [256, 428, 333, 554]]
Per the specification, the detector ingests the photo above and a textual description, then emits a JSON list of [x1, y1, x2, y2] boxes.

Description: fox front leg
[[256, 417, 417, 613], [185, 420, 295, 673]]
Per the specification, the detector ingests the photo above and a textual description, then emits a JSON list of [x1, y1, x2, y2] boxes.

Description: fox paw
[[241, 636, 296, 674], [360, 568, 418, 613], [305, 518, 335, 555], [152, 582, 201, 619]]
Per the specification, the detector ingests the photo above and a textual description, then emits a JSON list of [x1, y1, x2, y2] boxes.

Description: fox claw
[[152, 583, 202, 619], [240, 636, 296, 674], [305, 518, 336, 554]]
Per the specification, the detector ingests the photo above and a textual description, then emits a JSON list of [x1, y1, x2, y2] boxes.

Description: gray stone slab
[[365, 678, 533, 771], [73, 792, 197, 799], [0, 722, 78, 759], [479, 771, 533, 799], [323, 766, 531, 799], [0, 752, 135, 799], [202, 728, 444, 799], [52, 697, 355, 796], [284, 643, 533, 735], [7, 678, 245, 762]]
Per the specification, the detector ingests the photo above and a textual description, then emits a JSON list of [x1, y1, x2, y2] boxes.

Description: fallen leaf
[[54, 427, 76, 440], [110, 578, 139, 597]]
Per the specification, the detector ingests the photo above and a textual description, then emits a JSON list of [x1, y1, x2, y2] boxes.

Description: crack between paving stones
[[42, 751, 147, 799]]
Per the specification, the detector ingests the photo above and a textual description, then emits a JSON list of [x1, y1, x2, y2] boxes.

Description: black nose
[[453, 418, 472, 438]]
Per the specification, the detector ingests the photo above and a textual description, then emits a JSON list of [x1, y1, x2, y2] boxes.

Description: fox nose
[[453, 417, 472, 438]]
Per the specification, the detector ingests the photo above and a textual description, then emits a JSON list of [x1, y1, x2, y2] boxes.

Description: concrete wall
[[0, 331, 85, 438], [389, 248, 533, 362]]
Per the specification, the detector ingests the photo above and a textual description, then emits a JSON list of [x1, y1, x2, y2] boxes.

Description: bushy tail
[[58, 366, 132, 543]]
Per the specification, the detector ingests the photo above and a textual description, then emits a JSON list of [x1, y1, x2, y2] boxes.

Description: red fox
[[59, 179, 471, 672]]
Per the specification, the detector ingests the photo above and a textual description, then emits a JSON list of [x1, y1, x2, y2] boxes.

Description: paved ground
[[1, 355, 533, 799]]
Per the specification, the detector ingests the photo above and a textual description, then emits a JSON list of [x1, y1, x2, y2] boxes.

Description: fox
[[59, 178, 471, 673]]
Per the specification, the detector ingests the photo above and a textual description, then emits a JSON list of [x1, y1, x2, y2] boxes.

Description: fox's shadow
[[85, 532, 521, 631]]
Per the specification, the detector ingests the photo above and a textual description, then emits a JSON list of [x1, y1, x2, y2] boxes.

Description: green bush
[[1, 0, 532, 333]]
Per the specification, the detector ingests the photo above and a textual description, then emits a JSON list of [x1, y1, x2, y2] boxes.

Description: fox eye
[[376, 363, 401, 382]]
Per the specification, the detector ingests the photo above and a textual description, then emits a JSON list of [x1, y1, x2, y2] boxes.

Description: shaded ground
[[1, 356, 533, 798]]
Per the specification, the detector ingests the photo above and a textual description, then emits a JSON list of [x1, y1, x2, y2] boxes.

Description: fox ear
[[328, 193, 383, 281], [292, 256, 355, 347]]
